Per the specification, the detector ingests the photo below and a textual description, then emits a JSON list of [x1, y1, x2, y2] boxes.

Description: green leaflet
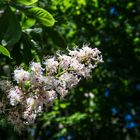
[[12, 0, 38, 5], [0, 45, 11, 58], [21, 14, 36, 29], [26, 7, 55, 27]]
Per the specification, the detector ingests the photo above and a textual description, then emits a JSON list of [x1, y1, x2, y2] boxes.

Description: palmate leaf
[[0, 45, 11, 58], [12, 0, 38, 5], [26, 7, 55, 27], [0, 7, 22, 47]]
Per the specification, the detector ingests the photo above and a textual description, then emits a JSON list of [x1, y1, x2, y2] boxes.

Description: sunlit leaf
[[13, 0, 38, 5], [26, 7, 55, 27], [0, 45, 11, 58]]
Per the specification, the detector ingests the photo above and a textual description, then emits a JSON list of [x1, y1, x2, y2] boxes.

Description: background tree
[[0, 0, 140, 140]]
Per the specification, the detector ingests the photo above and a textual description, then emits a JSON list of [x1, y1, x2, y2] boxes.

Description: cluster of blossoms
[[1, 45, 103, 127]]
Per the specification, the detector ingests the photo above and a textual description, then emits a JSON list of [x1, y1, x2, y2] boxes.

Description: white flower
[[47, 90, 57, 102], [43, 76, 58, 90], [70, 59, 84, 72], [5, 45, 103, 125], [68, 49, 79, 58], [44, 58, 59, 74], [59, 73, 79, 88], [30, 62, 43, 75], [91, 48, 103, 63], [81, 46, 103, 63], [35, 105, 42, 113], [14, 68, 30, 83], [56, 86, 68, 98], [81, 45, 94, 53], [77, 67, 92, 77], [69, 45, 103, 64], [23, 108, 37, 124], [26, 97, 35, 108], [30, 74, 45, 85], [42, 90, 56, 102], [58, 55, 72, 69], [8, 87, 23, 106]]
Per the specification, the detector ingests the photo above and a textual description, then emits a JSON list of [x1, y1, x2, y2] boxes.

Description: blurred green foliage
[[0, 0, 140, 140]]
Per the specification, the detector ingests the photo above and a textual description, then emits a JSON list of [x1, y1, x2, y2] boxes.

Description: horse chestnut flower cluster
[[0, 45, 103, 129]]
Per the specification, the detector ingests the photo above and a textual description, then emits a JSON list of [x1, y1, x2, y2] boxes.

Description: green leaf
[[13, 0, 38, 5], [25, 7, 55, 27], [24, 80, 31, 91], [0, 45, 11, 58], [21, 14, 36, 29], [0, 7, 22, 47]]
